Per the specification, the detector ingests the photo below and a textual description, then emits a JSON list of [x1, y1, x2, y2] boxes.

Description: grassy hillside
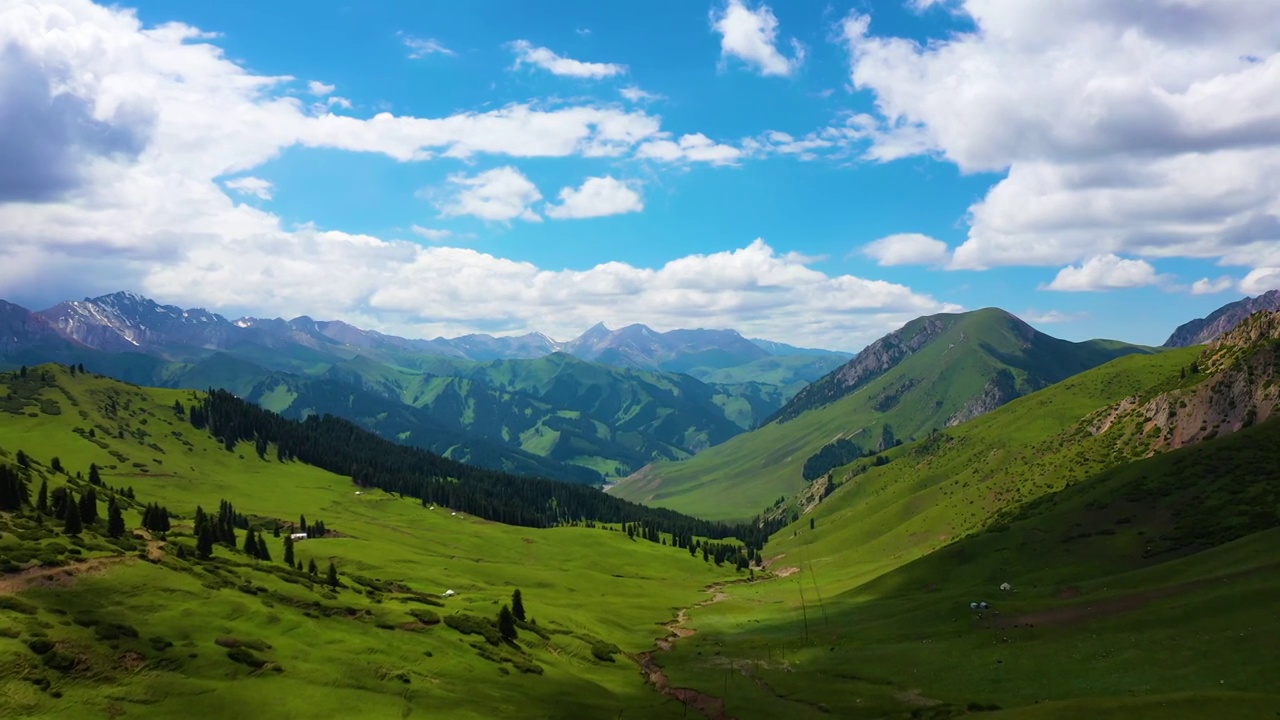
[[0, 366, 746, 719], [643, 412, 1280, 719], [610, 309, 1157, 520]]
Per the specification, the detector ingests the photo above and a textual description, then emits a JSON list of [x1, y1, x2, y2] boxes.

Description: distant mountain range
[[1163, 289, 1280, 347], [0, 291, 850, 485]]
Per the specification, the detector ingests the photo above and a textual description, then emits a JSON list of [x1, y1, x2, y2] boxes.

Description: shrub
[[26, 638, 55, 655], [443, 613, 501, 646], [225, 647, 266, 668], [591, 641, 621, 663], [0, 597, 38, 615], [409, 608, 440, 626]]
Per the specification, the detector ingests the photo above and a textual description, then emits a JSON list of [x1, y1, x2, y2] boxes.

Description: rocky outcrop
[[771, 317, 951, 423], [1163, 289, 1280, 347], [1092, 310, 1280, 452], [946, 369, 1020, 427]]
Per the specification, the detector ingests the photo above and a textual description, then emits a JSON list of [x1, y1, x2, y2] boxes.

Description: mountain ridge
[[1163, 289, 1280, 347]]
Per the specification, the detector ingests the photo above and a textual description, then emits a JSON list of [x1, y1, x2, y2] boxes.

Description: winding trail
[[632, 580, 748, 720]]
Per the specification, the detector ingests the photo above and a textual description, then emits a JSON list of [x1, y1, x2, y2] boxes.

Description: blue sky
[[2, 0, 1278, 349]]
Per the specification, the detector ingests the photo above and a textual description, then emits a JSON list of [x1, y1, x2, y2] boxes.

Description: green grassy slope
[[646, 412, 1280, 719], [610, 309, 1158, 521], [0, 367, 741, 719]]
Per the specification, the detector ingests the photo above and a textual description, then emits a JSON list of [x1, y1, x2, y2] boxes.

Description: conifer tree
[[308, 558, 318, 576], [256, 534, 272, 562], [50, 456, 63, 473], [63, 491, 83, 535], [283, 536, 295, 567], [107, 498, 125, 538], [88, 463, 102, 486], [498, 605, 518, 641], [511, 589, 526, 622], [196, 524, 215, 560], [79, 488, 99, 525], [36, 478, 48, 515], [244, 529, 259, 558], [326, 560, 338, 588], [16, 450, 29, 468]]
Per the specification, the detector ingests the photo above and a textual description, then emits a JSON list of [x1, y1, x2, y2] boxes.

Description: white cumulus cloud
[[861, 233, 949, 266], [509, 40, 626, 79], [1044, 254, 1163, 292], [1190, 276, 1235, 295], [1240, 267, 1280, 295], [636, 133, 743, 165], [839, 0, 1280, 275], [546, 176, 643, 220], [307, 81, 335, 96], [712, 0, 804, 77], [437, 167, 543, 223]]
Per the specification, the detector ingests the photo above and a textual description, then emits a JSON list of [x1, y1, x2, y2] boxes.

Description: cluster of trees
[[0, 465, 30, 511], [190, 389, 781, 554], [297, 515, 330, 538], [693, 539, 753, 570], [801, 438, 868, 481], [142, 503, 172, 533], [193, 500, 244, 559], [242, 529, 272, 561], [497, 589, 527, 642]]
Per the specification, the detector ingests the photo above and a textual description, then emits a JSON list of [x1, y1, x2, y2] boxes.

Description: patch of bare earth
[[0, 556, 130, 595]]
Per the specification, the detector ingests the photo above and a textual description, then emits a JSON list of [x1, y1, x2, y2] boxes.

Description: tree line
[[190, 389, 783, 553]]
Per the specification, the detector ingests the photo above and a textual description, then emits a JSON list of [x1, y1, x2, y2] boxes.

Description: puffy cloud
[[1190, 276, 1235, 295], [840, 1, 1280, 273], [223, 176, 273, 200], [861, 233, 949, 266], [402, 35, 454, 58], [509, 40, 626, 79], [410, 226, 453, 242], [1043, 254, 1163, 292], [307, 81, 335, 96], [436, 166, 543, 223], [712, 0, 804, 77], [546, 176, 643, 220], [636, 133, 742, 165], [1240, 267, 1280, 295]]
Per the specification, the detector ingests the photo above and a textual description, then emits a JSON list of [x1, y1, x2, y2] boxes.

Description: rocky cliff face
[[946, 368, 1021, 427], [1163, 289, 1280, 347], [1092, 310, 1280, 453], [771, 316, 950, 423]]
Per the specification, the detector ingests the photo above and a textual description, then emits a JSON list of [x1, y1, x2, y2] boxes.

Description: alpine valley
[[4, 3, 1280, 717]]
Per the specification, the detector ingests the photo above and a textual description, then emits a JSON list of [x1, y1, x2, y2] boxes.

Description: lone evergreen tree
[[88, 463, 102, 486], [256, 535, 272, 562], [243, 529, 259, 558], [63, 491, 83, 535], [283, 536, 295, 567], [36, 479, 48, 515], [50, 456, 63, 473], [107, 498, 125, 538], [325, 560, 339, 588], [511, 589, 526, 622], [308, 558, 318, 576], [498, 605, 518, 641]]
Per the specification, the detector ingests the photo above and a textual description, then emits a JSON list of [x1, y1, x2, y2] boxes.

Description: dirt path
[[0, 555, 132, 595], [634, 582, 736, 720]]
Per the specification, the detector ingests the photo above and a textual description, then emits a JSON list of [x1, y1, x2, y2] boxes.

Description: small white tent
[[1000, 582, 1012, 591], [443, 589, 456, 598]]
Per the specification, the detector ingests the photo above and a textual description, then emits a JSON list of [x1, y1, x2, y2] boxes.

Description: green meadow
[[0, 366, 740, 719]]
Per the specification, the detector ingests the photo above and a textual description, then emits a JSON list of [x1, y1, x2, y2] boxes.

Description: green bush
[[0, 596, 37, 615], [590, 641, 621, 663], [225, 647, 266, 668], [408, 608, 440, 626], [26, 638, 54, 655], [443, 613, 501, 646]]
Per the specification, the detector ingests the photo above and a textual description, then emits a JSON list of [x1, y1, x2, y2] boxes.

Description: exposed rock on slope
[[1092, 310, 1280, 452], [1163, 289, 1280, 347]]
